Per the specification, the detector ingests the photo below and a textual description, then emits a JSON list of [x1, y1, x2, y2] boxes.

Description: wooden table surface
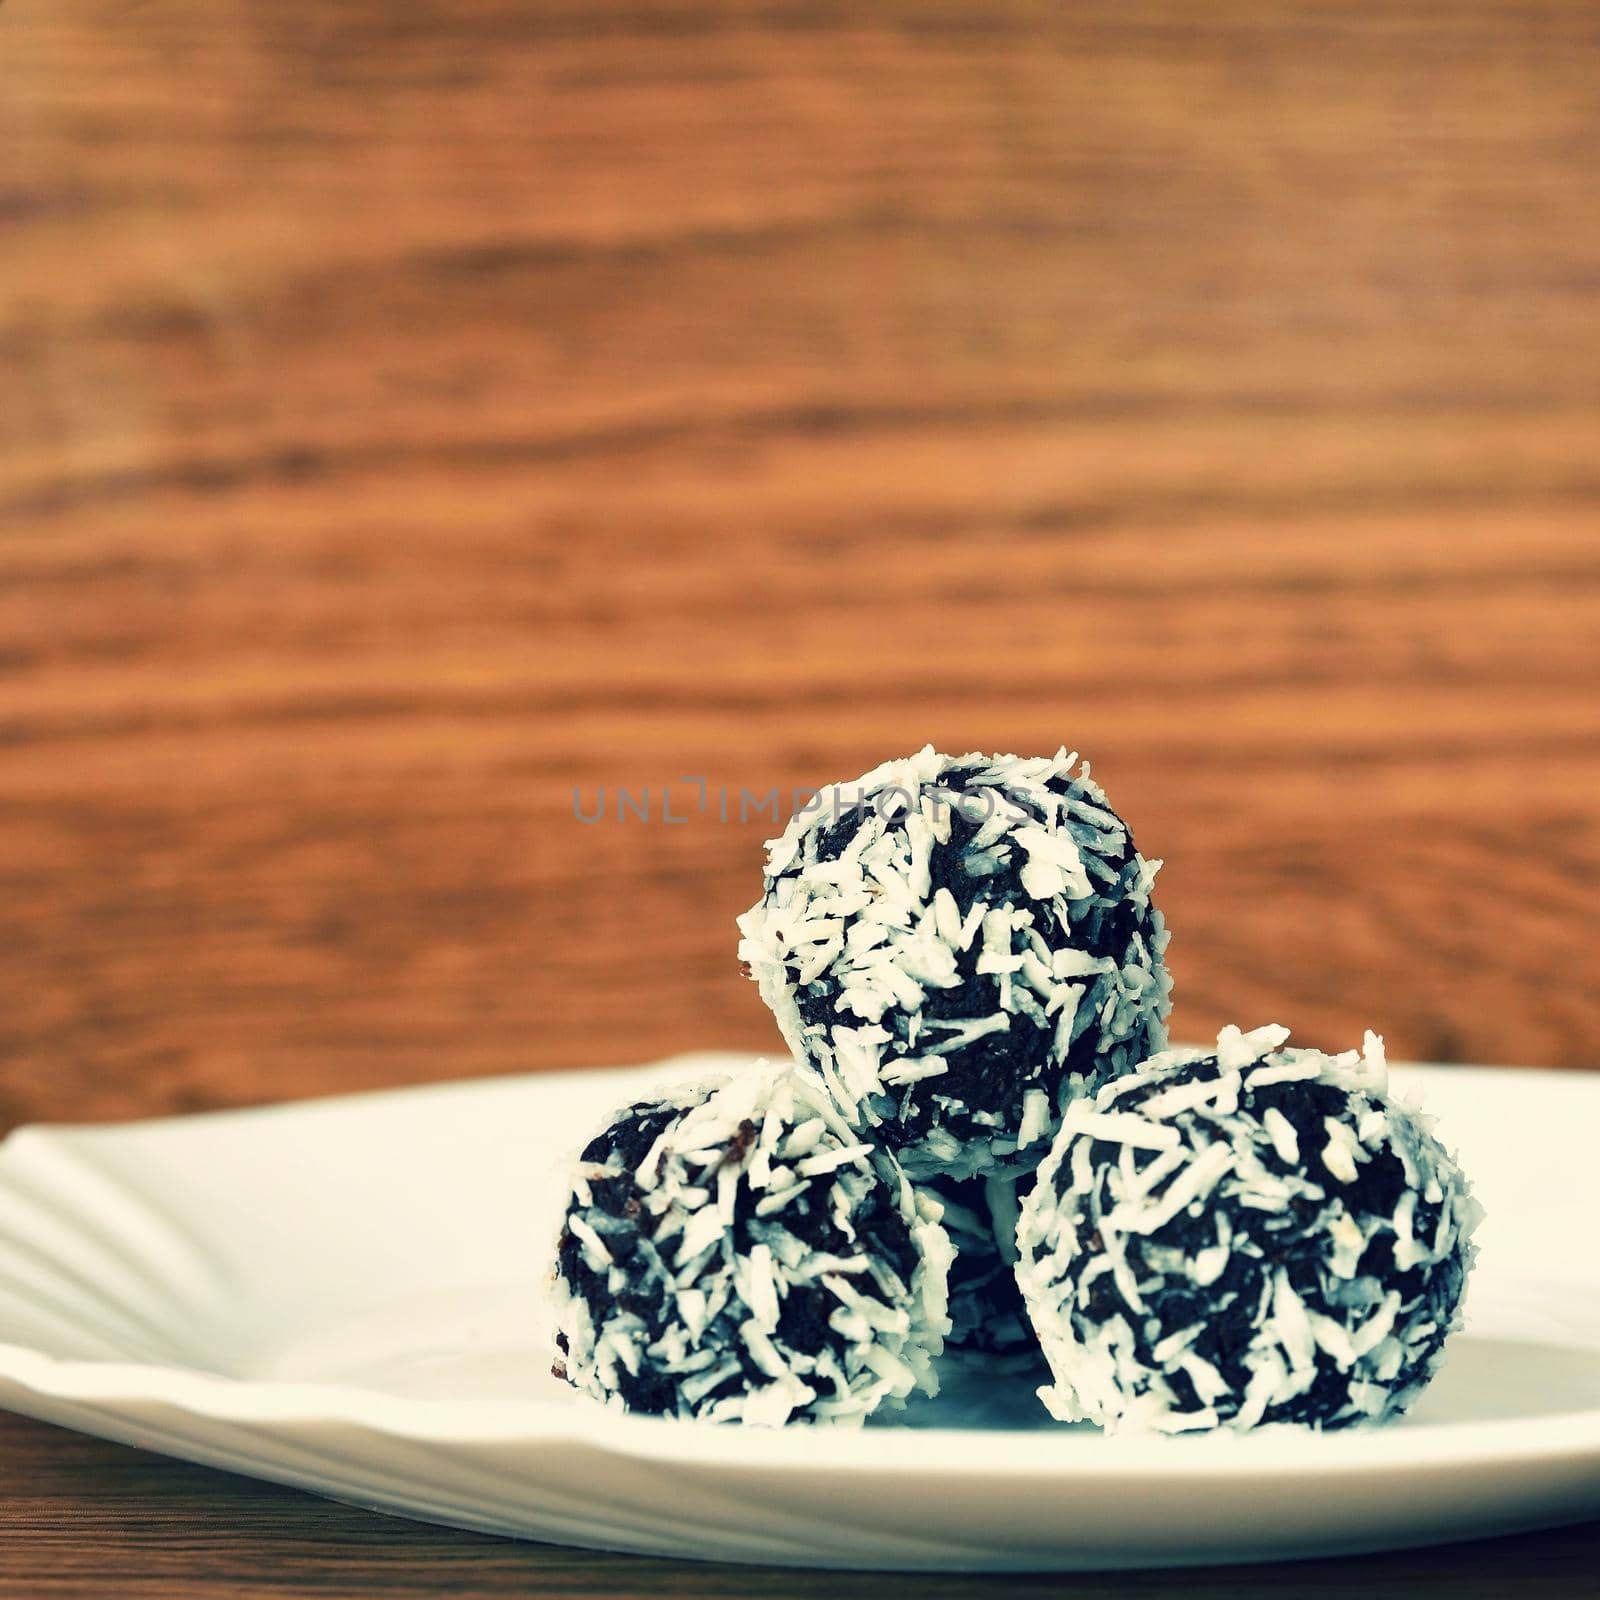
[[2, 0, 1597, 1593]]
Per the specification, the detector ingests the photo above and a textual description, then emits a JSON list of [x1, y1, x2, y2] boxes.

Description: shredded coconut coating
[[736, 747, 1172, 1179], [925, 1174, 1042, 1368], [551, 1060, 953, 1426], [1016, 1025, 1481, 1434]]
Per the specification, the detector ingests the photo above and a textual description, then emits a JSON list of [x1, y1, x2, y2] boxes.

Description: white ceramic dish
[[0, 1052, 1595, 1571]]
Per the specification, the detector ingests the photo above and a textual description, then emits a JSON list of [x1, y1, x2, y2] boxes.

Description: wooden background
[[3, 1, 1600, 1129], [1, 1, 1598, 1594]]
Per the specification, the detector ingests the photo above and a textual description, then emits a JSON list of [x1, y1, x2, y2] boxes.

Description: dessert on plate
[[1016, 1025, 1480, 1433], [552, 1059, 952, 1426], [550, 747, 1479, 1434], [737, 747, 1171, 1179]]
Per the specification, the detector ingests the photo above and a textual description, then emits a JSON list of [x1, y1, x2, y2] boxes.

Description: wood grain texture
[[0, 1413, 1592, 1600], [1, 2, 1599, 1591], [2, 0, 1599, 1127]]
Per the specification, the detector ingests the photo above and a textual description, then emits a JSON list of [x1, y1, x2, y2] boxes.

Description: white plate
[[0, 1053, 1595, 1571]]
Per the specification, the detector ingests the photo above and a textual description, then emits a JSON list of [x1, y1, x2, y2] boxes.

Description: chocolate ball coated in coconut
[[737, 747, 1171, 1179], [925, 1174, 1039, 1367], [552, 1060, 952, 1426], [1016, 1025, 1480, 1434]]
